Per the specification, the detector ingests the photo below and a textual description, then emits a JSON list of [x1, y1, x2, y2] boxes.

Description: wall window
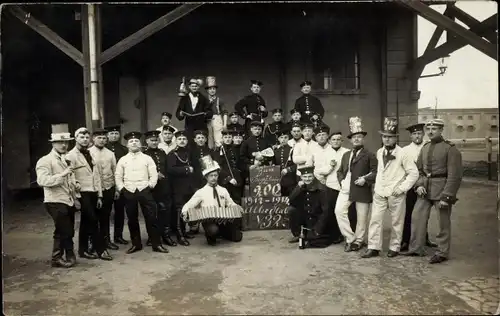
[[467, 125, 476, 132], [457, 115, 463, 120], [492, 115, 497, 120], [456, 126, 464, 133], [313, 30, 360, 91], [468, 115, 473, 120], [491, 125, 498, 131]]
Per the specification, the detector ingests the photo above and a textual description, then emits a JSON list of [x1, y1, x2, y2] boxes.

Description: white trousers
[[367, 193, 406, 252], [334, 191, 370, 244], [208, 115, 225, 148]]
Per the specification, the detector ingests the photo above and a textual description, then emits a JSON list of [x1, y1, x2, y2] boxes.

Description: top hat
[[426, 118, 445, 127], [144, 130, 161, 139], [200, 155, 221, 177], [161, 112, 172, 119], [49, 132, 73, 142], [300, 80, 312, 88], [379, 117, 399, 136], [124, 131, 142, 141], [347, 117, 367, 139], [205, 76, 217, 89], [406, 123, 425, 133]]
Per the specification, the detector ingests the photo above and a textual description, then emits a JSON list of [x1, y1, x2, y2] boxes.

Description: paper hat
[[200, 155, 221, 177], [205, 76, 217, 89], [347, 117, 367, 139], [379, 117, 399, 136]]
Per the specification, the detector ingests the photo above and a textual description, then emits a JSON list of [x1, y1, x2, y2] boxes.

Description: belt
[[426, 173, 447, 178]]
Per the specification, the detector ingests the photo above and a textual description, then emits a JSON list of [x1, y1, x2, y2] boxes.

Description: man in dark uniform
[[230, 129, 246, 199], [264, 108, 286, 146], [176, 78, 213, 142], [294, 81, 324, 125], [166, 130, 196, 246], [143, 131, 177, 247], [273, 129, 297, 197], [226, 112, 245, 132], [235, 80, 268, 134], [403, 119, 463, 264], [285, 109, 303, 132], [105, 125, 129, 245], [214, 130, 243, 205], [287, 165, 334, 248], [240, 121, 274, 179]]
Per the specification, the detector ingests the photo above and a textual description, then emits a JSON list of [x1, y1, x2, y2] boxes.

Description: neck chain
[[174, 152, 189, 164]]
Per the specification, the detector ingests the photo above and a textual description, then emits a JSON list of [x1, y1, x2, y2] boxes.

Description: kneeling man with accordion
[[181, 155, 244, 246]]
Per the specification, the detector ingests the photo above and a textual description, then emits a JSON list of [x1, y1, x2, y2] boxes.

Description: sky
[[417, 1, 498, 109]]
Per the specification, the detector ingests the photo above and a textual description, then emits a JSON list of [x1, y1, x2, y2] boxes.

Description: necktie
[[80, 148, 93, 170], [383, 148, 393, 167], [212, 186, 222, 207], [350, 147, 360, 170]]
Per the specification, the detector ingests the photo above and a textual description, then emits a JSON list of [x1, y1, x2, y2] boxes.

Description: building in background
[[418, 107, 498, 139]]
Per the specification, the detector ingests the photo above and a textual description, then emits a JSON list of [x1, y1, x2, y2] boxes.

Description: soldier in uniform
[[226, 112, 245, 132], [285, 109, 302, 132], [240, 121, 274, 178], [231, 129, 246, 198], [143, 131, 177, 247], [273, 129, 297, 197], [156, 112, 178, 144], [293, 81, 324, 125], [264, 108, 286, 146], [105, 125, 129, 245], [166, 130, 197, 246], [287, 121, 303, 147], [401, 123, 437, 251], [158, 125, 177, 155], [234, 80, 268, 134], [214, 130, 243, 205], [287, 165, 335, 248], [115, 131, 169, 254], [36, 130, 79, 268], [403, 119, 463, 264]]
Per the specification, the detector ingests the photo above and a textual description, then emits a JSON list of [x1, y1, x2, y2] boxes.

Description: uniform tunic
[[156, 124, 178, 145], [273, 144, 297, 196], [294, 94, 324, 123], [240, 135, 273, 170], [226, 123, 245, 133], [106, 141, 128, 163], [166, 147, 196, 208], [264, 121, 286, 146], [214, 144, 242, 187], [234, 94, 269, 132], [143, 148, 170, 196]]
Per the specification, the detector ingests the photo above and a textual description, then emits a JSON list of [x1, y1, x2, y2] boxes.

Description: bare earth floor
[[3, 182, 499, 315]]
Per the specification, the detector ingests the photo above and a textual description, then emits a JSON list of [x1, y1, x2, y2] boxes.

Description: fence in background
[[449, 137, 498, 181]]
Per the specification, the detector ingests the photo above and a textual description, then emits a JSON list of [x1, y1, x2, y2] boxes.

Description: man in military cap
[[287, 121, 303, 147], [166, 130, 197, 246], [214, 130, 243, 204], [235, 80, 268, 134], [287, 165, 335, 248], [115, 131, 169, 254], [143, 130, 177, 247], [264, 108, 286, 146], [105, 125, 129, 245], [158, 125, 178, 155], [240, 121, 274, 178], [156, 112, 178, 144], [292, 122, 317, 171], [89, 129, 119, 251], [272, 129, 297, 197], [230, 129, 246, 198], [226, 112, 244, 133], [403, 119, 463, 264], [176, 78, 213, 142], [401, 123, 437, 251], [294, 81, 324, 125]]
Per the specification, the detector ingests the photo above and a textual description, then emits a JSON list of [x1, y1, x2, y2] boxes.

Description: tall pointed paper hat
[[379, 117, 399, 136], [347, 117, 367, 139], [200, 155, 221, 176], [205, 76, 217, 89]]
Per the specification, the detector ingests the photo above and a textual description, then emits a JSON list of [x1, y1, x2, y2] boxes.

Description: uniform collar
[[430, 136, 444, 144]]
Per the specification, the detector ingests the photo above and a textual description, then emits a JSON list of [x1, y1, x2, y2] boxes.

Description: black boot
[[176, 233, 190, 246], [105, 236, 119, 250], [162, 229, 177, 247], [114, 236, 129, 245], [146, 238, 152, 246], [65, 249, 77, 266], [51, 239, 72, 268]]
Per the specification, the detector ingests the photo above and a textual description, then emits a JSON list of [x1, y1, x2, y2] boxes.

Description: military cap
[[314, 125, 330, 135], [290, 109, 300, 115], [161, 112, 172, 119], [124, 131, 142, 141], [291, 122, 302, 129], [300, 80, 312, 88], [406, 123, 426, 133], [302, 122, 314, 130], [104, 125, 121, 133], [162, 125, 176, 133], [230, 129, 245, 137], [426, 118, 445, 127], [228, 111, 239, 118], [250, 79, 263, 86], [328, 131, 342, 138], [174, 130, 187, 138], [250, 121, 264, 127], [222, 129, 232, 136], [92, 129, 108, 137], [298, 165, 314, 175], [144, 130, 161, 139], [272, 108, 283, 114], [194, 130, 208, 137], [277, 129, 290, 138]]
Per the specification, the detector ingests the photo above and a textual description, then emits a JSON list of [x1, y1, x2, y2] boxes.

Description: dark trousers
[[79, 192, 106, 254], [402, 189, 429, 245], [325, 188, 343, 239], [224, 184, 243, 205], [152, 179, 172, 234], [202, 220, 243, 242], [113, 193, 126, 239], [123, 187, 162, 247], [174, 207, 188, 237], [45, 202, 76, 251], [99, 188, 115, 238], [287, 206, 333, 248]]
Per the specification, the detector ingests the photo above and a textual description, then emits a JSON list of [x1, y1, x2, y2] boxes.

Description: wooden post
[[88, 4, 101, 131], [81, 5, 92, 131], [95, 4, 105, 128], [486, 136, 493, 181]]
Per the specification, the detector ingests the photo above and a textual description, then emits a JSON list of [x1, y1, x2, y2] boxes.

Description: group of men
[[35, 75, 462, 269]]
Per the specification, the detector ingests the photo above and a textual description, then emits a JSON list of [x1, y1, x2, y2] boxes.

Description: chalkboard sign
[[249, 165, 281, 197], [242, 196, 290, 230]]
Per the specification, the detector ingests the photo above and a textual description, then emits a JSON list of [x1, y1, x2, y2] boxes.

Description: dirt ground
[[3, 181, 499, 315]]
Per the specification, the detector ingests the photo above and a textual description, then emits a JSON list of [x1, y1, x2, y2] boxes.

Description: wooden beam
[[99, 3, 203, 65], [400, 1, 497, 60], [8, 6, 84, 66], [446, 5, 497, 44], [81, 5, 92, 130], [411, 14, 497, 76]]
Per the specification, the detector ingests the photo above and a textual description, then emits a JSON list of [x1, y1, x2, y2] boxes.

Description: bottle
[[299, 226, 305, 249]]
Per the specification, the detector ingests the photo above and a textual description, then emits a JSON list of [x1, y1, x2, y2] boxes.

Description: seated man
[[287, 165, 333, 248], [181, 156, 243, 246]]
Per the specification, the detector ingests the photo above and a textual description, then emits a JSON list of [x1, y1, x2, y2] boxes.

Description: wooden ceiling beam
[[446, 4, 497, 44], [7, 5, 84, 66], [99, 3, 204, 66]]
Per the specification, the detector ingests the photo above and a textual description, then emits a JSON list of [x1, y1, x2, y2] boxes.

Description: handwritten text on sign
[[242, 196, 289, 230], [249, 165, 281, 197]]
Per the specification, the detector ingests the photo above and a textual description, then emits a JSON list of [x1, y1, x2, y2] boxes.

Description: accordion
[[184, 205, 243, 224]]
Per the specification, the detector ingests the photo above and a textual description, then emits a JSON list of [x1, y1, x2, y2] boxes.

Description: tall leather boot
[[105, 235, 119, 250], [51, 239, 72, 268], [162, 228, 177, 247]]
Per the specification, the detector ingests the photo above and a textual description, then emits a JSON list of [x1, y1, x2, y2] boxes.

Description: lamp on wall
[[420, 55, 450, 79]]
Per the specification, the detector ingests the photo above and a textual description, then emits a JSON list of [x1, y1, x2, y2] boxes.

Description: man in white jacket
[[361, 118, 418, 258]]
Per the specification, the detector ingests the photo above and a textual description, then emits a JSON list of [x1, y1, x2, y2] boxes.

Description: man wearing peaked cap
[[104, 124, 128, 245], [292, 121, 317, 173], [264, 108, 286, 146], [294, 80, 324, 125], [235, 80, 268, 135], [273, 128, 297, 197], [159, 125, 178, 156], [287, 164, 336, 248], [226, 112, 245, 133], [156, 112, 178, 144], [403, 117, 463, 264], [286, 108, 302, 132], [400, 122, 436, 251], [115, 129, 169, 254]]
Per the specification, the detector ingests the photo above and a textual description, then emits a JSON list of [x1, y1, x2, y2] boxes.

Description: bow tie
[[385, 145, 396, 151], [191, 93, 199, 97]]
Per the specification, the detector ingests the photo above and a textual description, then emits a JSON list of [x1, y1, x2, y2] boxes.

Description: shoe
[[105, 237, 119, 250], [401, 251, 425, 257], [99, 250, 113, 261], [146, 238, 152, 246], [360, 249, 380, 258], [114, 236, 129, 245], [350, 243, 362, 252], [65, 249, 77, 266], [206, 236, 217, 246], [288, 236, 299, 243], [152, 245, 169, 253], [400, 242, 409, 252], [429, 254, 448, 264], [79, 250, 98, 260], [162, 235, 177, 247], [344, 243, 353, 252], [387, 250, 399, 258], [51, 257, 73, 268], [126, 245, 143, 254], [426, 240, 438, 248], [177, 236, 190, 246]]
